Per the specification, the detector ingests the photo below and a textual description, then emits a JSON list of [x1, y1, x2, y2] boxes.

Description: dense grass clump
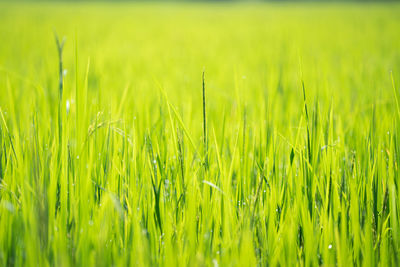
[[0, 2, 400, 266]]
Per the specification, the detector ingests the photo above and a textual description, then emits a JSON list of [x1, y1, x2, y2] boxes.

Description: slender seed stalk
[[302, 80, 312, 163], [55, 33, 65, 145], [54, 33, 66, 217], [177, 128, 185, 194], [202, 70, 208, 169]]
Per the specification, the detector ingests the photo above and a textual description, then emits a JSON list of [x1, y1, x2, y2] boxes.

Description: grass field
[[1, 2, 400, 266]]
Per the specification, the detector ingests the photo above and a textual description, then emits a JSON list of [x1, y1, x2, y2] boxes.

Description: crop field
[[0, 2, 400, 266]]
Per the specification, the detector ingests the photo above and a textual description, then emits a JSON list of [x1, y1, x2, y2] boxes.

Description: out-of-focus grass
[[0, 2, 400, 266]]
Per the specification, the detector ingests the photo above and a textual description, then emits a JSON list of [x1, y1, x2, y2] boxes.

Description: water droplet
[[66, 100, 70, 115]]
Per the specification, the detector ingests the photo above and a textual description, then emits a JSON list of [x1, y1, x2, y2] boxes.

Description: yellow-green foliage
[[0, 2, 400, 266]]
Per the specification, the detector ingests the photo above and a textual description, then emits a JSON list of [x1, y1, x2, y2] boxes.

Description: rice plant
[[0, 2, 400, 266]]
